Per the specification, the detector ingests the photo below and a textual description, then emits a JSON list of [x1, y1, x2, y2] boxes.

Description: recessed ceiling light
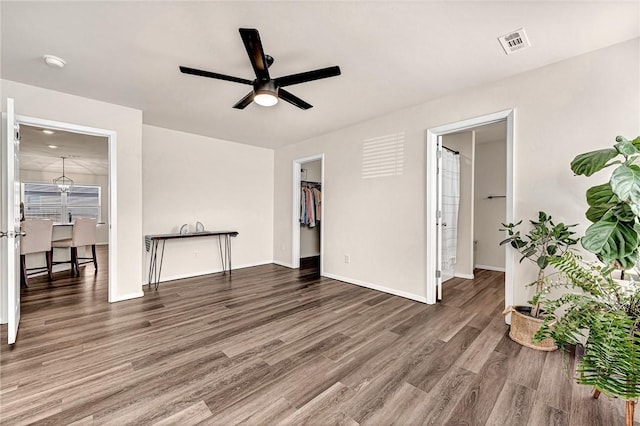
[[43, 54, 66, 68], [42, 129, 55, 135], [48, 145, 58, 149]]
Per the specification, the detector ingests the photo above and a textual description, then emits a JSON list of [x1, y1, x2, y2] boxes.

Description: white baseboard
[[272, 260, 294, 269], [143, 260, 274, 285], [110, 291, 144, 303], [234, 260, 274, 270], [475, 264, 506, 272], [322, 272, 427, 304], [454, 273, 475, 279]]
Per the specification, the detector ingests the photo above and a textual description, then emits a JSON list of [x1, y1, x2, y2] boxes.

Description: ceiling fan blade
[[233, 92, 255, 109], [275, 66, 341, 87], [278, 89, 313, 110], [180, 66, 253, 85], [239, 28, 270, 81]]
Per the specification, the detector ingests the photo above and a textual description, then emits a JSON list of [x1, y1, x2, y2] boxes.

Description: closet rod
[[442, 145, 460, 155], [301, 180, 321, 185]]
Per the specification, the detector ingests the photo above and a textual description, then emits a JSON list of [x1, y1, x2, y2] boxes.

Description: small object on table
[[179, 224, 189, 234], [196, 221, 204, 233]]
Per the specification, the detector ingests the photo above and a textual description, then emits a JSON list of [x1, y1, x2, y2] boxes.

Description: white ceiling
[[20, 125, 108, 175], [2, 2, 638, 149]]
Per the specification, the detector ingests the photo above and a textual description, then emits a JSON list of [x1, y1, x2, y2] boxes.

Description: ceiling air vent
[[498, 28, 530, 55]]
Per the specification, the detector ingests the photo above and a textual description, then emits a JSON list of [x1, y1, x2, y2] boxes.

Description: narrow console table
[[144, 230, 239, 290]]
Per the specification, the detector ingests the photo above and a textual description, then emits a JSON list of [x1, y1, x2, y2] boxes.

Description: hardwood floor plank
[[237, 397, 297, 425], [486, 380, 535, 426], [536, 350, 574, 412], [508, 344, 548, 390], [421, 366, 477, 425], [360, 381, 430, 426], [527, 397, 569, 426], [454, 316, 508, 374], [445, 350, 511, 426], [278, 382, 357, 426], [152, 400, 213, 426], [406, 325, 481, 393]]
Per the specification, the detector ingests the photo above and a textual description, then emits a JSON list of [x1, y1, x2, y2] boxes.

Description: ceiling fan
[[179, 28, 341, 110]]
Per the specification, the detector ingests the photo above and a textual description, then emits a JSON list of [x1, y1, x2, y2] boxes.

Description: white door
[[2, 98, 21, 344], [435, 136, 443, 300]]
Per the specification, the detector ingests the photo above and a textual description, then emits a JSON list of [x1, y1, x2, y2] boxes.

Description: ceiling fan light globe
[[254, 92, 278, 107]]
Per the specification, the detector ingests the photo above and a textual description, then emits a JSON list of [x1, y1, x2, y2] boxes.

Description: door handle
[[0, 230, 26, 238]]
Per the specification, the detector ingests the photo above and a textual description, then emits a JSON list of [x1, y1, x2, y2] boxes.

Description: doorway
[[2, 108, 117, 344], [292, 155, 324, 275], [438, 122, 508, 285], [19, 124, 109, 280], [426, 109, 514, 307]]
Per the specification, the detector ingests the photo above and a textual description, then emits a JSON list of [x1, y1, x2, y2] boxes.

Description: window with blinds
[[22, 182, 101, 222]]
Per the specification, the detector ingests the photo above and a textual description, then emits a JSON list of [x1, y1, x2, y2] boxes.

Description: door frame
[[425, 109, 514, 307], [13, 114, 117, 303], [292, 154, 324, 274]]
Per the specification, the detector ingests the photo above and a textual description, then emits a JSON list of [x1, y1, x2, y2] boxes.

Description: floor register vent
[[498, 28, 531, 55]]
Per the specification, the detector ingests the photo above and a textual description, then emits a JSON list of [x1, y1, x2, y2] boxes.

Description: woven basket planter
[[503, 305, 557, 351]]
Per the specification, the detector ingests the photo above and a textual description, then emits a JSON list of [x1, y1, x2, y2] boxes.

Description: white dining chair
[[52, 218, 98, 275], [20, 219, 54, 287]]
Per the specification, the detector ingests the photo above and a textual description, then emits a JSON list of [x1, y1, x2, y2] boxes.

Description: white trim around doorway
[[292, 154, 324, 275], [14, 114, 118, 303], [425, 109, 515, 310]]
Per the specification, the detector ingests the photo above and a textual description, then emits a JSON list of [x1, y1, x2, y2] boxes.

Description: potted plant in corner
[[499, 211, 578, 350], [534, 135, 640, 426]]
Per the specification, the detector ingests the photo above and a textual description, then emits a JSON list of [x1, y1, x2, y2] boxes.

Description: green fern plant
[[535, 252, 640, 401]]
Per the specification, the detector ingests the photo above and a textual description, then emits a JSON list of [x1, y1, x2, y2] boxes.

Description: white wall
[[273, 38, 640, 305], [142, 125, 274, 282], [442, 132, 475, 278], [474, 139, 507, 270], [1, 79, 144, 305], [300, 159, 321, 258], [20, 169, 109, 244]]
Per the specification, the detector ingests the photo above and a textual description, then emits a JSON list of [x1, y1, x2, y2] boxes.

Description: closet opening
[[291, 154, 324, 276]]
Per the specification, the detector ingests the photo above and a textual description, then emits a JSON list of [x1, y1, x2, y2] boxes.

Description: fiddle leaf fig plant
[[572, 135, 640, 269]]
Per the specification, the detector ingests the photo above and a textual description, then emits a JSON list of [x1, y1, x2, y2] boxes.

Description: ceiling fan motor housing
[[254, 80, 279, 106]]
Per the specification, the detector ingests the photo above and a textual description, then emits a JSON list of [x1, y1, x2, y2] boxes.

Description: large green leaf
[[615, 138, 639, 157], [582, 218, 639, 266], [571, 148, 618, 177], [586, 205, 613, 223], [611, 164, 640, 204], [586, 182, 618, 207], [611, 203, 635, 222], [630, 136, 640, 150]]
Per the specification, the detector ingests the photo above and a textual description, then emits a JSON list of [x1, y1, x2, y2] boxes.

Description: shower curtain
[[441, 149, 460, 279]]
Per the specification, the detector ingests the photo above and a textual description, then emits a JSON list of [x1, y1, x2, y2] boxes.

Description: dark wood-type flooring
[[1, 247, 637, 425]]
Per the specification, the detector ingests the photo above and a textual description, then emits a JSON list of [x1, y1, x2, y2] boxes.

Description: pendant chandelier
[[53, 156, 74, 193]]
